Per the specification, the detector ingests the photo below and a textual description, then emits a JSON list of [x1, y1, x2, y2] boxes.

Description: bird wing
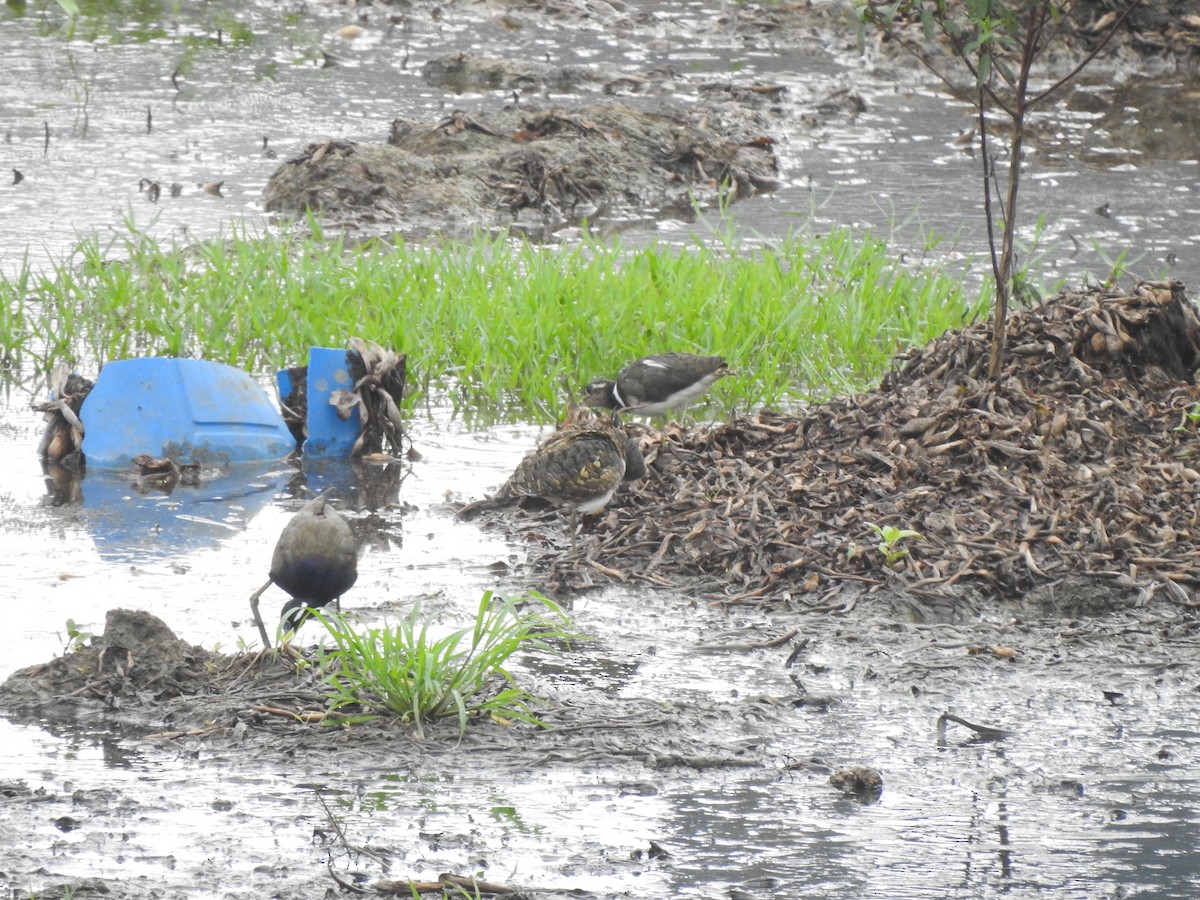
[[618, 354, 726, 406], [270, 495, 358, 600], [506, 428, 625, 505]]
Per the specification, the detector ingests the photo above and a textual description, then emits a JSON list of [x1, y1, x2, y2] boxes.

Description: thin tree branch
[[979, 94, 1003, 308], [860, 2, 1009, 113], [1029, 0, 1143, 107], [1016, 2, 1046, 110], [1029, 0, 1078, 56], [928, 12, 1019, 118], [861, 7, 975, 105]]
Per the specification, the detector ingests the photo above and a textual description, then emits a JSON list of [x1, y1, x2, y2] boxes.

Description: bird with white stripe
[[582, 352, 731, 417]]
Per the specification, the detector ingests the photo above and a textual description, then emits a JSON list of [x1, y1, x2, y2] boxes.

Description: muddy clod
[[829, 766, 884, 803]]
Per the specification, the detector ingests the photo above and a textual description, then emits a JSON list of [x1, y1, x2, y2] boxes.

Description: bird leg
[[568, 507, 579, 555], [248, 579, 274, 649]]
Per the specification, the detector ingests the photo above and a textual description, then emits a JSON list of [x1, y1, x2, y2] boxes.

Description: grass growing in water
[[317, 591, 577, 737], [0, 224, 989, 422]]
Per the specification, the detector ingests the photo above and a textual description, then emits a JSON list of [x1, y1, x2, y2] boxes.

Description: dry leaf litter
[[488, 280, 1200, 608]]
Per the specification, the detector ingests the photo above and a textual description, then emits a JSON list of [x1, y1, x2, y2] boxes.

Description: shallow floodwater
[[2, 1, 1197, 286], [2, 2, 1200, 898]]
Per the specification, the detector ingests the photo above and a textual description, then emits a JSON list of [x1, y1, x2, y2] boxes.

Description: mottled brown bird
[[248, 490, 358, 648], [583, 352, 731, 417], [461, 418, 643, 550]]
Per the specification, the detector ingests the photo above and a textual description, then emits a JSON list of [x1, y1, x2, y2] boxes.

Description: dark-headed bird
[[461, 418, 643, 550], [249, 490, 358, 648], [583, 352, 731, 417]]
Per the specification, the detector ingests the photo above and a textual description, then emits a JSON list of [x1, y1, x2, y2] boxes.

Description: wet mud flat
[[6, 585, 1199, 898], [4, 2, 1200, 898], [3, 575, 1199, 897], [0, 607, 779, 900]]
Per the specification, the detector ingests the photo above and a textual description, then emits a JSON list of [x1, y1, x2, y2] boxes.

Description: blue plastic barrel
[[79, 357, 296, 468], [277, 346, 360, 458]]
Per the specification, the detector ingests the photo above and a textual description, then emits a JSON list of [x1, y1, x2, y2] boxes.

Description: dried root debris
[[278, 338, 409, 458], [335, 338, 409, 458], [531, 280, 1200, 605], [1067, 0, 1200, 55], [263, 97, 783, 233], [34, 367, 92, 464]]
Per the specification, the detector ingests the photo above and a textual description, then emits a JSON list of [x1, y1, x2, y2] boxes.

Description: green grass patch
[[0, 223, 989, 423], [316, 591, 578, 737]]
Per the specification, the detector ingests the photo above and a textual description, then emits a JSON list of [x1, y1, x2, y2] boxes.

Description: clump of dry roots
[[333, 338, 408, 458], [534, 279, 1200, 606], [34, 367, 93, 464], [280, 338, 409, 458]]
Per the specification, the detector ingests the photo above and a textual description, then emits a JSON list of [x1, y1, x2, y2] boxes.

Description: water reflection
[[37, 453, 410, 562], [74, 464, 294, 562]]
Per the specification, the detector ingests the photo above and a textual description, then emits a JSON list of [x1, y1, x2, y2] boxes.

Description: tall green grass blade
[[316, 591, 580, 736], [0, 223, 989, 423]]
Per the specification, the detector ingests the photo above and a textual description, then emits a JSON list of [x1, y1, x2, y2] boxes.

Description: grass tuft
[[316, 591, 579, 737], [0, 224, 989, 422]]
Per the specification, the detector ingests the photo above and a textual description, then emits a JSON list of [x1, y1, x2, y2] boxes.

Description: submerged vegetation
[[0, 223, 988, 423]]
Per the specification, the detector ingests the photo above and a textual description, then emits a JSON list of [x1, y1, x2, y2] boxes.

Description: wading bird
[[582, 352, 731, 417], [248, 489, 358, 648], [460, 416, 643, 551]]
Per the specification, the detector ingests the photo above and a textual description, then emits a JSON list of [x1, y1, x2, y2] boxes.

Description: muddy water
[[2, 2, 1197, 286], [3, 2, 1200, 899]]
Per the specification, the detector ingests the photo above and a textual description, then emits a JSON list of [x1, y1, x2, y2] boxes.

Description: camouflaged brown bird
[[460, 414, 644, 549]]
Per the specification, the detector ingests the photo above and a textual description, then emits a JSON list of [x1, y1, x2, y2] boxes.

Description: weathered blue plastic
[[278, 346, 360, 459], [79, 358, 296, 468]]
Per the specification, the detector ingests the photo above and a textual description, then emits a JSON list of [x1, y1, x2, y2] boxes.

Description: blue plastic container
[[80, 358, 296, 468], [277, 346, 360, 458]]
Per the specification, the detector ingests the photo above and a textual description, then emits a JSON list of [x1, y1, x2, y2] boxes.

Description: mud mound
[[263, 94, 784, 234], [0, 609, 219, 710], [0, 609, 320, 732], [512, 280, 1200, 606]]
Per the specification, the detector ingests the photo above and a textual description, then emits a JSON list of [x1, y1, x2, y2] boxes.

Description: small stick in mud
[[692, 628, 799, 654], [372, 873, 520, 895], [937, 712, 1014, 745]]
